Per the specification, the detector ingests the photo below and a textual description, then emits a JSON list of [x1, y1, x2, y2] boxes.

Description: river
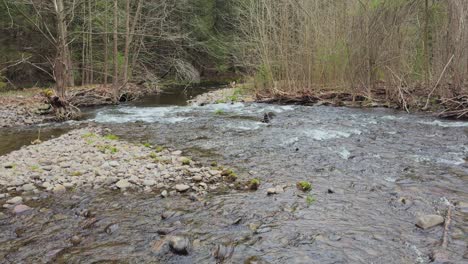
[[0, 86, 467, 263]]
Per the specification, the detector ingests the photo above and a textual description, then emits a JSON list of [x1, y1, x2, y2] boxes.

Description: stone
[[143, 180, 156, 187], [267, 186, 284, 195], [22, 183, 36, 192], [6, 196, 23, 204], [267, 188, 277, 195], [13, 204, 32, 214], [416, 215, 444, 229], [53, 184, 66, 194], [42, 182, 52, 188], [175, 184, 190, 192], [161, 190, 168, 198], [192, 175, 203, 182], [70, 236, 82, 246], [168, 236, 190, 255], [116, 179, 131, 189], [109, 161, 120, 167], [0, 193, 9, 199]]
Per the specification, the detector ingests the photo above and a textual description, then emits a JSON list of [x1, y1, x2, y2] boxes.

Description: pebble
[[416, 215, 444, 229], [6, 196, 23, 204], [161, 190, 168, 198], [71, 235, 82, 245], [13, 204, 32, 214], [53, 184, 66, 194], [22, 183, 36, 192], [175, 184, 190, 192], [109, 161, 120, 167], [192, 175, 203, 182], [116, 179, 131, 189], [168, 236, 190, 255]]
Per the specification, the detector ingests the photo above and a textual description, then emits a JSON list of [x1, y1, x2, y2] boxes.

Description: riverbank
[[0, 126, 233, 213], [0, 84, 158, 128]]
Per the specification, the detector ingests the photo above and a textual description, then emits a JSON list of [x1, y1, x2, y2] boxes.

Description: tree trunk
[[53, 0, 72, 98], [122, 0, 131, 85], [112, 0, 119, 98], [103, 0, 109, 86]]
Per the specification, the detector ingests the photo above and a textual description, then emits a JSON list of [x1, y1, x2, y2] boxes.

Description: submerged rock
[[6, 196, 23, 204], [13, 204, 32, 214], [416, 215, 444, 229]]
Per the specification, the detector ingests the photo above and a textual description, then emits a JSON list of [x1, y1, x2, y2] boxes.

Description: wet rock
[[175, 184, 190, 192], [71, 235, 82, 245], [13, 204, 32, 214], [168, 236, 190, 255], [327, 188, 335, 194], [6, 196, 23, 204], [416, 215, 444, 229], [105, 223, 119, 234], [116, 179, 131, 189], [53, 184, 66, 194], [213, 243, 235, 262], [456, 201, 468, 213], [267, 186, 284, 195]]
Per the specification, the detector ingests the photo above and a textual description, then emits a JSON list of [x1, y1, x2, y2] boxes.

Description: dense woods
[[1, 0, 467, 115]]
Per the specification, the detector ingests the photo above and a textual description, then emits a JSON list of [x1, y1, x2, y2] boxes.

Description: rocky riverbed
[[0, 126, 233, 214]]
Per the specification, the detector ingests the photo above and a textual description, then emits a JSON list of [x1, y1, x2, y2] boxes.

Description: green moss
[[30, 165, 41, 172], [215, 99, 227, 104], [97, 144, 118, 154], [181, 157, 191, 165], [306, 195, 315, 206], [142, 142, 152, 148], [222, 168, 238, 182], [104, 134, 119, 140], [210, 161, 218, 167], [248, 178, 260, 190], [82, 132, 97, 138], [214, 109, 225, 115], [296, 181, 312, 192], [149, 152, 158, 159], [155, 146, 165, 153], [71, 171, 83, 177]]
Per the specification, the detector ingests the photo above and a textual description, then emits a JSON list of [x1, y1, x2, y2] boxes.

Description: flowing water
[[0, 86, 467, 263]]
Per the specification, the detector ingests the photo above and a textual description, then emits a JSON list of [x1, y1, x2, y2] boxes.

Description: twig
[[424, 54, 454, 110], [441, 205, 452, 249]]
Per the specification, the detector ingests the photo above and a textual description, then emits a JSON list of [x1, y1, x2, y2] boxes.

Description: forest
[[1, 0, 467, 117]]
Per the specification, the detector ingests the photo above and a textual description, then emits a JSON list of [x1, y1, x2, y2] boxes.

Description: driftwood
[[438, 95, 468, 119], [431, 205, 453, 263], [256, 91, 366, 106], [43, 93, 81, 121]]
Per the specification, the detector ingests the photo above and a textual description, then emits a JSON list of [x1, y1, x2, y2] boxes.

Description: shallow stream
[[0, 86, 467, 263]]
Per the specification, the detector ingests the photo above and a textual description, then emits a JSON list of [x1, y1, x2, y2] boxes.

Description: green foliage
[[306, 195, 315, 206], [214, 109, 225, 115], [296, 181, 312, 192], [97, 144, 118, 154], [210, 161, 218, 167], [82, 132, 97, 138], [248, 178, 260, 190], [71, 171, 83, 177], [155, 146, 165, 153], [143, 142, 152, 148], [149, 152, 158, 159], [104, 134, 119, 140], [181, 157, 191, 165]]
